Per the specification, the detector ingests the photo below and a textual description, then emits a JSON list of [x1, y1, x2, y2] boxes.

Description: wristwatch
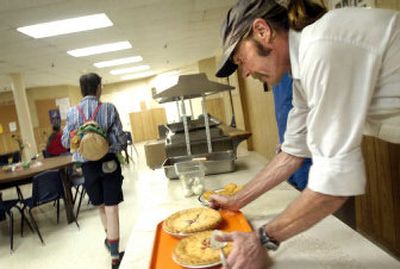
[[258, 226, 280, 251]]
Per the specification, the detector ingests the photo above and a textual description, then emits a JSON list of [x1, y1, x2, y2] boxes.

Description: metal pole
[[201, 95, 212, 153], [180, 97, 191, 156], [227, 77, 236, 128], [176, 100, 181, 120], [189, 99, 194, 119]]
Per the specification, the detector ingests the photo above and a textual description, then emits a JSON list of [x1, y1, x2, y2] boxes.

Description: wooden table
[[0, 155, 76, 224]]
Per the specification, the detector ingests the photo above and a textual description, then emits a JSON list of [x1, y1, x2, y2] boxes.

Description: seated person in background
[[45, 124, 68, 157]]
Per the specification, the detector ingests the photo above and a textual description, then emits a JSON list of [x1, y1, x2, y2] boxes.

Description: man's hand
[[218, 231, 272, 269], [208, 194, 241, 211]]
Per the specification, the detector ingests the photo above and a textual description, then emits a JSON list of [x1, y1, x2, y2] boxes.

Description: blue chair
[[124, 131, 139, 165], [0, 193, 21, 253], [69, 169, 86, 220], [19, 170, 76, 244]]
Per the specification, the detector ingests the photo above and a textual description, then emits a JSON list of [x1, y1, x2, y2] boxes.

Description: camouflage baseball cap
[[215, 0, 289, 77]]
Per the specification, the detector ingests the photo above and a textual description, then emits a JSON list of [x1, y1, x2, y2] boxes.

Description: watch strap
[[258, 226, 280, 251]]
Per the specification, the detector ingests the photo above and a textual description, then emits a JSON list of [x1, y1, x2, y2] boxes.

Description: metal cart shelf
[[153, 73, 236, 179]]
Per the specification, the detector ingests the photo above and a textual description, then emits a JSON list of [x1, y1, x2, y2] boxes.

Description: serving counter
[[120, 152, 400, 269]]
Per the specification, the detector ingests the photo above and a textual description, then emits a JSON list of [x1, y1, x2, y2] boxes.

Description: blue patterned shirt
[[62, 95, 127, 163]]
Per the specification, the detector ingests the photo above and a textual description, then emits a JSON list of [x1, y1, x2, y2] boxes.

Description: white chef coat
[[282, 7, 400, 196]]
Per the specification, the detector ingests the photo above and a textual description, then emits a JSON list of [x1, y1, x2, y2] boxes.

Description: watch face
[[265, 241, 279, 251], [259, 227, 279, 251]]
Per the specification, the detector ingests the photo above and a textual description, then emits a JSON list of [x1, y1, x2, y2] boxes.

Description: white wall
[[100, 62, 201, 131], [101, 79, 154, 132]]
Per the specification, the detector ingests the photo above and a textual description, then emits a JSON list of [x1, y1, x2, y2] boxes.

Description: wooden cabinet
[[129, 108, 167, 142], [356, 136, 400, 257]]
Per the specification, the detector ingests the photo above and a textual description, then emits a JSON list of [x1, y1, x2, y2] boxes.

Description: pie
[[173, 231, 233, 266], [162, 207, 222, 235], [203, 183, 243, 201]]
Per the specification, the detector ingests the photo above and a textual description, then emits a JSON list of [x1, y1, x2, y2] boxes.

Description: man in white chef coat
[[211, 0, 400, 268]]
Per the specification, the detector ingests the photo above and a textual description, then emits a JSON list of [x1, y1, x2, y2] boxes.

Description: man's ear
[[252, 18, 273, 42], [96, 85, 102, 97]]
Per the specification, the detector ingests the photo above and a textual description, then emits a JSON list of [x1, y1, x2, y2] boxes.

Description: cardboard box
[[144, 140, 166, 170]]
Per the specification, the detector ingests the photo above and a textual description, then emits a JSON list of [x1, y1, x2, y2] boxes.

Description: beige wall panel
[[376, 0, 400, 9], [35, 98, 57, 128], [151, 108, 168, 137], [0, 92, 14, 104], [0, 103, 19, 133], [206, 97, 226, 123], [199, 57, 228, 124], [34, 126, 52, 152], [198, 56, 248, 150], [0, 133, 19, 154], [67, 85, 82, 105], [240, 77, 278, 160], [198, 57, 218, 80], [129, 108, 167, 142], [129, 112, 145, 142], [27, 85, 70, 127]]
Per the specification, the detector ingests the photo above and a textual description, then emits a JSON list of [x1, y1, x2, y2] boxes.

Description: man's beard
[[249, 38, 272, 83], [251, 73, 266, 82]]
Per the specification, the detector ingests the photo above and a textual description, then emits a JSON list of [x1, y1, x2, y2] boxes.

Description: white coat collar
[[289, 29, 302, 80]]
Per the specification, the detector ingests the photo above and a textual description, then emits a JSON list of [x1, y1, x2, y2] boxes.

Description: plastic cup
[[174, 161, 205, 197]]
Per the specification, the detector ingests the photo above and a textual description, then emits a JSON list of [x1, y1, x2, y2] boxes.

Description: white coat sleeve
[[281, 79, 311, 158], [296, 40, 381, 196]]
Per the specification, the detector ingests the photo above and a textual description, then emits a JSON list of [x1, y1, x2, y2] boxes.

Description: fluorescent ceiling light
[[94, 56, 143, 68], [110, 65, 150, 75], [67, 41, 132, 57], [152, 70, 180, 91], [121, 71, 154, 81], [17, 13, 113, 39]]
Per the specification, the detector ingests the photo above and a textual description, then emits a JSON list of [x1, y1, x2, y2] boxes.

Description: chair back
[[125, 131, 133, 145], [32, 170, 64, 206], [12, 151, 21, 163], [0, 194, 6, 221]]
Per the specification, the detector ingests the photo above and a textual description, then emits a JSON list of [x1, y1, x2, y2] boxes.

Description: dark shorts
[[81, 153, 124, 206]]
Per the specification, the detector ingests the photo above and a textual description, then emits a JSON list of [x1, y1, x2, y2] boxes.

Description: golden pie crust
[[162, 207, 222, 235], [173, 231, 233, 266], [203, 183, 243, 201]]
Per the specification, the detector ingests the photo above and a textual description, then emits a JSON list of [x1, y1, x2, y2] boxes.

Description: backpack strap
[[76, 105, 87, 123], [89, 102, 102, 121], [77, 102, 102, 123]]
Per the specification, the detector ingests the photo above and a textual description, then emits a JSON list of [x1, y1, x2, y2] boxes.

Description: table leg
[[59, 167, 76, 224]]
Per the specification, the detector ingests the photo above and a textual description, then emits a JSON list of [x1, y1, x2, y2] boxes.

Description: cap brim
[[215, 42, 238, 78]]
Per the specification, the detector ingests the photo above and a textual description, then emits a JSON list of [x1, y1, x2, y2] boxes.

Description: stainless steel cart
[[153, 73, 236, 179]]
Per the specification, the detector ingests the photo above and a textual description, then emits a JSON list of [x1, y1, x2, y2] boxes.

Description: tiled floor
[[0, 143, 252, 269]]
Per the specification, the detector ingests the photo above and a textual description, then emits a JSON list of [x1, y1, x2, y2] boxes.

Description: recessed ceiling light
[[67, 41, 132, 57], [17, 13, 113, 39], [94, 56, 143, 68], [121, 71, 154, 81], [110, 65, 150, 75]]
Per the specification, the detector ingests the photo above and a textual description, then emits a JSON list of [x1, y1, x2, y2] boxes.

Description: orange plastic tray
[[149, 210, 253, 269]]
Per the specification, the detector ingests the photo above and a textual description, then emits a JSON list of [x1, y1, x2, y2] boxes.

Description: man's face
[[231, 26, 290, 86]]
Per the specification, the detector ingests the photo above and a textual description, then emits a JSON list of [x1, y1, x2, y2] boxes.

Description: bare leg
[[99, 205, 107, 232], [105, 205, 119, 240]]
